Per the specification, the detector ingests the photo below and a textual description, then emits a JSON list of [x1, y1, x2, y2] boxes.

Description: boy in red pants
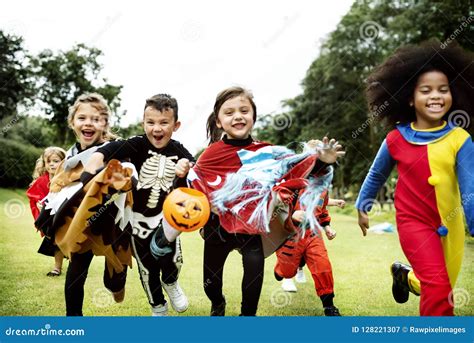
[[274, 191, 342, 316]]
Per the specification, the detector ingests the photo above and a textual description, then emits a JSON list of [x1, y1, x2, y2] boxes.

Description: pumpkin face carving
[[163, 187, 210, 232]]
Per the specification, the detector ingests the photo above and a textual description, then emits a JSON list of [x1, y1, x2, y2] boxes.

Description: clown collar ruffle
[[396, 121, 457, 145]]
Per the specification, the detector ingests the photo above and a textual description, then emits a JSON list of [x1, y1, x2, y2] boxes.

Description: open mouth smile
[[232, 123, 246, 129], [82, 130, 96, 138]]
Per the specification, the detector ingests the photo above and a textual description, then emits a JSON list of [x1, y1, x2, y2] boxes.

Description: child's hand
[[36, 201, 43, 211], [309, 137, 345, 164], [292, 210, 305, 223], [358, 210, 369, 236], [324, 225, 337, 240], [328, 198, 345, 208], [175, 158, 193, 178]]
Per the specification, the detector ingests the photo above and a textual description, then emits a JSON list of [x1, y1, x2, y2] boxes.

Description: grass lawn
[[0, 188, 472, 316]]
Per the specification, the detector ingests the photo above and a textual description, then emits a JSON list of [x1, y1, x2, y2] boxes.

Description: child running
[[36, 93, 130, 316], [26, 146, 66, 276], [276, 193, 345, 316], [188, 86, 344, 316], [84, 94, 194, 316], [355, 40, 473, 316]]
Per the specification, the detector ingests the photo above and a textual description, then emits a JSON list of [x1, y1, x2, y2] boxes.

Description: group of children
[[26, 39, 473, 316]]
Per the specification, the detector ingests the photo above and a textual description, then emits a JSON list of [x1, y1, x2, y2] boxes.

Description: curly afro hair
[[366, 39, 474, 134]]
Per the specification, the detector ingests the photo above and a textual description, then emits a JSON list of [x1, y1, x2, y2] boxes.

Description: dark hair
[[206, 86, 257, 144], [366, 39, 474, 133], [144, 94, 179, 121]]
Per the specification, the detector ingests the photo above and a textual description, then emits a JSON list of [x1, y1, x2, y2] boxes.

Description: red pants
[[275, 231, 334, 296], [398, 219, 453, 316]]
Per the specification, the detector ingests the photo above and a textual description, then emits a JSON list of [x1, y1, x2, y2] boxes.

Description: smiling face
[[71, 103, 107, 149], [143, 106, 180, 149], [216, 95, 254, 140], [45, 153, 63, 177], [412, 70, 452, 129]]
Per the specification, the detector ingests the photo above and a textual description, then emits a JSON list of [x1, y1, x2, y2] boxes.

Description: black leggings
[[65, 250, 127, 316], [131, 234, 179, 307], [203, 231, 264, 316]]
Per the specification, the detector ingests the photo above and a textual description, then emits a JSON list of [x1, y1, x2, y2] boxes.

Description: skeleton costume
[[96, 135, 194, 308]]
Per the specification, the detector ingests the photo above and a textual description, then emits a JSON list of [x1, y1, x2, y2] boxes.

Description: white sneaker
[[295, 268, 307, 283], [162, 281, 189, 312], [281, 278, 297, 292], [151, 302, 168, 316]]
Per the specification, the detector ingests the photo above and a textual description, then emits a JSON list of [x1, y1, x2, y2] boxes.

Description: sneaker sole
[[171, 302, 189, 313], [390, 264, 409, 304]]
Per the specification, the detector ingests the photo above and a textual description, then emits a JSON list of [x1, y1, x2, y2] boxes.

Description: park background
[[0, 0, 473, 316]]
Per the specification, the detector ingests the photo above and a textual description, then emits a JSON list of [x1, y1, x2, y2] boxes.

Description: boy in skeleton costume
[[85, 94, 194, 316]]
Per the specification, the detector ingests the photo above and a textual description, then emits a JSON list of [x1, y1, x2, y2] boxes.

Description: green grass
[[0, 188, 472, 316]]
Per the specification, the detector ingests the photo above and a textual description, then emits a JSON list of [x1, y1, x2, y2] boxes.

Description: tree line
[[255, 0, 473, 196], [1, 0, 472, 189]]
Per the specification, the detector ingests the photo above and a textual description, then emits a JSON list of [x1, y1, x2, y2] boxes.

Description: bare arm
[[358, 210, 369, 237]]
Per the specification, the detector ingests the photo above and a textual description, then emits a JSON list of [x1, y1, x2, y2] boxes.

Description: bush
[[0, 139, 43, 188], [1, 115, 60, 147]]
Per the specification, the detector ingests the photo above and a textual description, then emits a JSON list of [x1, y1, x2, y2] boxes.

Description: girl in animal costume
[[355, 40, 474, 316], [36, 93, 134, 316]]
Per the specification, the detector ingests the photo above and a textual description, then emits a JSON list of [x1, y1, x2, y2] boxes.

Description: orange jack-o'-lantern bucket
[[163, 187, 211, 232]]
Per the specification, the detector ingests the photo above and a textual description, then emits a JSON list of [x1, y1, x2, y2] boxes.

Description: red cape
[[26, 173, 50, 221]]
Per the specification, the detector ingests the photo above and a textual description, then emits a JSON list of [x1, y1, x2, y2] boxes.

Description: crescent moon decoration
[[207, 175, 222, 186]]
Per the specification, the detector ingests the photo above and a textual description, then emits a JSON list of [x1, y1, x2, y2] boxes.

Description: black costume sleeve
[[172, 140, 196, 163], [96, 136, 143, 162], [310, 159, 330, 176]]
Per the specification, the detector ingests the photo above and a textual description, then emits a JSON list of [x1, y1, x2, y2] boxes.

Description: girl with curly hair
[[355, 39, 473, 316]]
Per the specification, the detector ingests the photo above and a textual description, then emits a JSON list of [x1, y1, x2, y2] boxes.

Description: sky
[[2, 0, 354, 154]]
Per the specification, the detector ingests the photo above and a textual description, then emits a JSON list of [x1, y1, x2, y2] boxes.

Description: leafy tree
[[113, 120, 143, 140], [31, 44, 123, 145], [256, 0, 473, 195], [0, 31, 34, 121], [2, 115, 59, 148]]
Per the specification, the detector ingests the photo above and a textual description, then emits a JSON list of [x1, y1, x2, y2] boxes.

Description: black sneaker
[[210, 296, 226, 316], [391, 261, 411, 304], [323, 306, 341, 316]]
